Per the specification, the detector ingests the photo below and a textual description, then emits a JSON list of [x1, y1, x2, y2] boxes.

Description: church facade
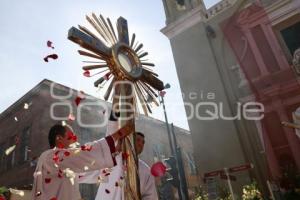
[[161, 0, 300, 196]]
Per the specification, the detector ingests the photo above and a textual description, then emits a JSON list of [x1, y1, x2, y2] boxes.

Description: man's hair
[[136, 132, 145, 138], [48, 124, 66, 148]]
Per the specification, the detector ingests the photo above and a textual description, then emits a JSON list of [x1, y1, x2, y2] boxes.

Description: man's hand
[[111, 122, 134, 142]]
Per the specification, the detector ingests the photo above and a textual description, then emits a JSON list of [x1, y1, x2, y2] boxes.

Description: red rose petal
[[105, 189, 110, 194], [122, 152, 129, 160], [45, 178, 51, 184], [35, 191, 42, 196], [72, 135, 77, 142], [115, 182, 119, 187], [105, 173, 110, 176], [83, 70, 91, 77], [50, 198, 57, 200], [67, 131, 75, 140], [81, 145, 92, 151], [81, 145, 86, 151], [43, 54, 58, 62], [47, 40, 55, 49], [64, 151, 70, 156], [53, 154, 59, 163], [87, 146, 92, 151], [104, 72, 111, 80], [57, 143, 64, 149], [75, 97, 82, 106]]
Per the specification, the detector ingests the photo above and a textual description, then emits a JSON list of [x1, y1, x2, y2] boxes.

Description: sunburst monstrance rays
[[68, 13, 164, 115]]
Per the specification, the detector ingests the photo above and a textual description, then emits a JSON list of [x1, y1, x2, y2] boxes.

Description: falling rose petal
[[57, 143, 65, 149], [115, 182, 119, 187], [67, 131, 74, 140], [122, 152, 129, 160], [34, 171, 42, 178], [105, 173, 110, 176], [68, 113, 75, 121], [14, 117, 18, 122], [43, 54, 58, 62], [5, 145, 16, 155], [105, 189, 110, 194], [70, 177, 75, 185], [35, 191, 42, 196], [9, 188, 25, 197], [45, 178, 51, 184], [151, 162, 167, 177], [159, 91, 166, 97], [50, 197, 57, 200], [53, 154, 59, 163], [72, 135, 78, 141], [104, 72, 111, 80], [47, 40, 55, 49], [81, 145, 92, 151], [24, 103, 29, 110], [83, 70, 91, 77], [64, 151, 70, 157], [75, 91, 86, 106], [75, 97, 82, 106]]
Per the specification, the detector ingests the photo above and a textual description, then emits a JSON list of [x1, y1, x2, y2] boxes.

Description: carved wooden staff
[[68, 13, 164, 199]]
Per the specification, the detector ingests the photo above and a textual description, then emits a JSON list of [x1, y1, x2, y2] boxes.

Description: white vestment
[[81, 159, 158, 200], [81, 115, 158, 199], [31, 136, 117, 200], [80, 113, 158, 200]]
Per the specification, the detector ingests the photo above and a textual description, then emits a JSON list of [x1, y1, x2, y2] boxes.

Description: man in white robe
[[82, 114, 158, 200], [31, 120, 133, 200]]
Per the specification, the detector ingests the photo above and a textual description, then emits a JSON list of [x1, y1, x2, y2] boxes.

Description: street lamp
[[159, 83, 174, 155], [158, 84, 189, 200]]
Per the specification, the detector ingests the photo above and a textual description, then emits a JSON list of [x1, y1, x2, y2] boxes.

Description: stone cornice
[[161, 5, 204, 39]]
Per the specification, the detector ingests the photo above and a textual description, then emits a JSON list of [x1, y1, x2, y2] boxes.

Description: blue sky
[[0, 0, 219, 130]]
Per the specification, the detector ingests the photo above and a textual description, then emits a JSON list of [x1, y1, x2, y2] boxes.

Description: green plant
[[242, 182, 263, 200]]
